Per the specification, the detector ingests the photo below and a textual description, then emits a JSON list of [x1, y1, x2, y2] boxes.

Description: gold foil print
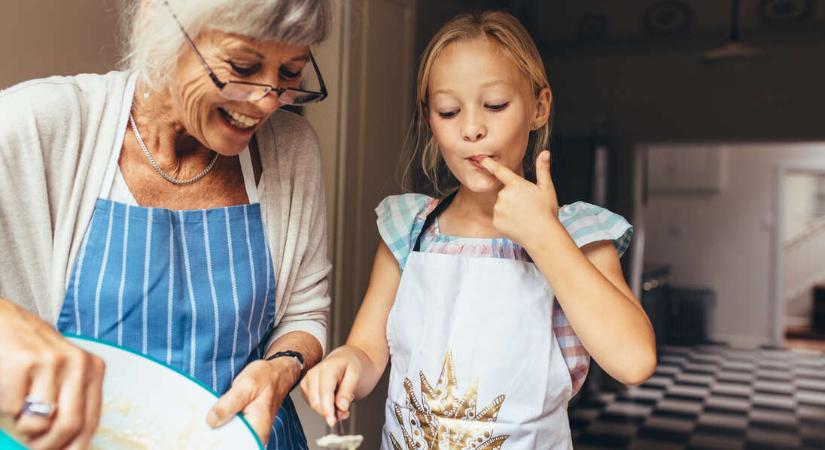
[[389, 352, 509, 449]]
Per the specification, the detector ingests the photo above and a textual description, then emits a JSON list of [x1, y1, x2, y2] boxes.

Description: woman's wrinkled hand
[[299, 346, 362, 428], [207, 357, 300, 445], [0, 298, 106, 450]]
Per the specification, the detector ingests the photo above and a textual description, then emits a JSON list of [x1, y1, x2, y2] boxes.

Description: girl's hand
[[0, 298, 106, 450], [299, 347, 362, 427], [479, 150, 560, 249], [207, 357, 301, 445]]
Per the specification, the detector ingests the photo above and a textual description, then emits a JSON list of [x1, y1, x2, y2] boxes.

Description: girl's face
[[427, 37, 550, 193]]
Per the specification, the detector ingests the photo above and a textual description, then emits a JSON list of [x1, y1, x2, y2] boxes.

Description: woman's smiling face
[[427, 37, 542, 193], [169, 30, 310, 155]]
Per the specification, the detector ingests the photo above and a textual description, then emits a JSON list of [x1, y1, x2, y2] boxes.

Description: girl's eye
[[486, 102, 509, 112], [438, 110, 459, 119], [280, 66, 303, 80], [228, 61, 260, 77]]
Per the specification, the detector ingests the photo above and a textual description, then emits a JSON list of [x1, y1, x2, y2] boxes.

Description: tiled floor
[[569, 344, 825, 449]]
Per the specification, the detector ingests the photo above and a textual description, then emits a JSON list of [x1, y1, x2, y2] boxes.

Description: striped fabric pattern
[[375, 193, 634, 396], [57, 199, 307, 449]]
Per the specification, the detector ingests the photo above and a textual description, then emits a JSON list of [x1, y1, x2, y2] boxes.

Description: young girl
[[301, 11, 656, 449]]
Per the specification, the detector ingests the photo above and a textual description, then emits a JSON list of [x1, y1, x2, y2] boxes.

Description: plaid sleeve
[[555, 202, 631, 394], [558, 202, 633, 257], [375, 194, 434, 271], [553, 300, 590, 396]]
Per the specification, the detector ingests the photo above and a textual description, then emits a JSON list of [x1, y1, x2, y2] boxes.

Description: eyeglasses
[[163, 0, 327, 104]]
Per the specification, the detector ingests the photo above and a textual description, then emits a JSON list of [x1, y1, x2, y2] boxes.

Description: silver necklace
[[128, 113, 219, 185]]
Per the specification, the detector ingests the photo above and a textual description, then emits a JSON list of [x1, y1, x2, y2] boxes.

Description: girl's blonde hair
[[402, 11, 552, 196]]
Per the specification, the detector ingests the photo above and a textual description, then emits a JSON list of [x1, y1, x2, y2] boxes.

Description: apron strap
[[238, 146, 259, 204], [412, 190, 458, 252], [99, 73, 139, 199]]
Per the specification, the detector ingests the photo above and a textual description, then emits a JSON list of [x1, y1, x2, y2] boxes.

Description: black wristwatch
[[265, 350, 305, 373]]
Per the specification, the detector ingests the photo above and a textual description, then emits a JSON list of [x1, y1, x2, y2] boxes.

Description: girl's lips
[[468, 155, 493, 170]]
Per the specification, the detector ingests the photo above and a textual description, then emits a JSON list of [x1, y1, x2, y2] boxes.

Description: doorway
[[631, 142, 825, 349], [774, 164, 825, 351]]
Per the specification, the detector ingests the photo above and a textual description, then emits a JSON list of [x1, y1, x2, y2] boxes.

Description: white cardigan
[[0, 71, 331, 352]]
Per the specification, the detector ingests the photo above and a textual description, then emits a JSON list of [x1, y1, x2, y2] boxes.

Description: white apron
[[381, 193, 574, 450]]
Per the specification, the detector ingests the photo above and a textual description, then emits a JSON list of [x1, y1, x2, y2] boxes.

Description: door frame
[[771, 162, 825, 346], [304, 0, 418, 443]]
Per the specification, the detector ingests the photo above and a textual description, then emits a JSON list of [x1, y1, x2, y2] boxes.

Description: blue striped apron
[[55, 103, 307, 449]]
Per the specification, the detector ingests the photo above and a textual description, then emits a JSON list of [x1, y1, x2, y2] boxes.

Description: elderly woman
[[0, 0, 332, 449]]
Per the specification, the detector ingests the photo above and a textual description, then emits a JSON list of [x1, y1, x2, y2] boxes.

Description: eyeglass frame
[[163, 0, 328, 104]]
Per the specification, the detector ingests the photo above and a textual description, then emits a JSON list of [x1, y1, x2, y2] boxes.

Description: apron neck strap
[[413, 190, 458, 252], [238, 145, 259, 204]]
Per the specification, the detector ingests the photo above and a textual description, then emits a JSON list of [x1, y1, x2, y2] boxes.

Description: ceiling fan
[[700, 0, 767, 64]]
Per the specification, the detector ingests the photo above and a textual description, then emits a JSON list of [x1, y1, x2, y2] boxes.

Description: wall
[[643, 143, 825, 345], [328, 0, 417, 446], [0, 0, 121, 89]]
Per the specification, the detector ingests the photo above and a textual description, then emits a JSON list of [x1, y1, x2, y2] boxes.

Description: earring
[[143, 90, 150, 100]]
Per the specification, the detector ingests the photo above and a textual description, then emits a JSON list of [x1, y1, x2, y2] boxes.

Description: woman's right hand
[[0, 298, 105, 450], [299, 346, 363, 427]]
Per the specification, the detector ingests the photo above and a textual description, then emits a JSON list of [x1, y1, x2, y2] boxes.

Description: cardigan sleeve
[[263, 110, 332, 355], [269, 175, 332, 354], [0, 76, 86, 319]]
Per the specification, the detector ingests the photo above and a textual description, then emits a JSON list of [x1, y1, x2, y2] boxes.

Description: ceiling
[[448, 0, 825, 54]]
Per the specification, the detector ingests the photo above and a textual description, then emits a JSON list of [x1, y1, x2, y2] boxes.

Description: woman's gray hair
[[122, 0, 331, 89]]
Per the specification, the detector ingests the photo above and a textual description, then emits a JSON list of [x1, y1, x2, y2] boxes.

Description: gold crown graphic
[[390, 351, 509, 449]]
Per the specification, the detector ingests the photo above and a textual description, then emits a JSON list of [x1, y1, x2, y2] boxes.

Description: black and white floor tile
[[569, 344, 825, 449]]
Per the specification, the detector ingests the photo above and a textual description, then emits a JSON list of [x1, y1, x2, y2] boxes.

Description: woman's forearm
[[264, 331, 324, 386]]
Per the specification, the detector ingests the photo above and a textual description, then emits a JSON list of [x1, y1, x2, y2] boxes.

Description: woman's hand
[[206, 357, 301, 445], [0, 298, 105, 450], [479, 150, 560, 249], [299, 346, 363, 427]]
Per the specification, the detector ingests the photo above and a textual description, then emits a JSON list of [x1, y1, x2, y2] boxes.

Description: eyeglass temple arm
[[164, 1, 324, 97], [309, 53, 328, 96], [163, 0, 226, 89]]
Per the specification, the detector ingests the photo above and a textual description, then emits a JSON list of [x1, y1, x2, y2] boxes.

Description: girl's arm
[[528, 225, 656, 385], [300, 240, 400, 426], [481, 151, 656, 386], [342, 240, 401, 397]]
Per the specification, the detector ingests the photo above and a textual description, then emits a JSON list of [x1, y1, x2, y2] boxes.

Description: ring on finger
[[22, 396, 56, 418]]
